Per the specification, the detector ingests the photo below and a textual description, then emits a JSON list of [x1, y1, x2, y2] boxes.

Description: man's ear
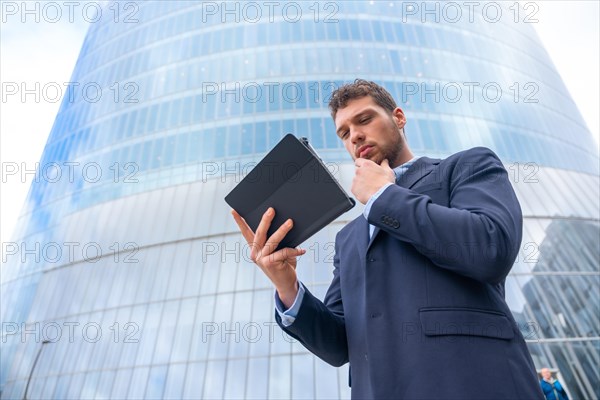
[[392, 107, 406, 129]]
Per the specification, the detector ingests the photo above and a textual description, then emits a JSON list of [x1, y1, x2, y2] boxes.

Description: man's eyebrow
[[355, 109, 374, 119], [336, 109, 375, 135]]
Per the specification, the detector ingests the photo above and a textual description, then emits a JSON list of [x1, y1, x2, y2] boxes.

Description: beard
[[374, 126, 405, 167]]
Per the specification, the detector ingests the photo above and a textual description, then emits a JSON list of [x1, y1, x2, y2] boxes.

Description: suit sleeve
[[275, 238, 349, 367], [368, 147, 522, 284]]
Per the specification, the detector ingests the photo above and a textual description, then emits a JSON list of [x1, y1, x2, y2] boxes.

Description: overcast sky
[[1, 1, 599, 247]]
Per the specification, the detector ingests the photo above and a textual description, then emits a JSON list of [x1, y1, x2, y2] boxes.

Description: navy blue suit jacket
[[276, 147, 544, 399]]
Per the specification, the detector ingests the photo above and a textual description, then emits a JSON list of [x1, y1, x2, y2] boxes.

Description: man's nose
[[350, 127, 365, 144]]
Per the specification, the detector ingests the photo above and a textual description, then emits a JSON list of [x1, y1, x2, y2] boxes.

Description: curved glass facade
[[2, 1, 598, 399]]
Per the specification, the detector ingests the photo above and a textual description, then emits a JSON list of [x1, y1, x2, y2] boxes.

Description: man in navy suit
[[232, 79, 544, 399]]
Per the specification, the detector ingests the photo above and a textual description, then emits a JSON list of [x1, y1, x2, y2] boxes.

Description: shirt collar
[[393, 156, 421, 180]]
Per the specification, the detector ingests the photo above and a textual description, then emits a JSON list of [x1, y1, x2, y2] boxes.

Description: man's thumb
[[381, 158, 391, 168]]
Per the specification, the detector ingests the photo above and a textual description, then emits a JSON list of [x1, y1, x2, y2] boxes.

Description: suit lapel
[[365, 156, 441, 251], [356, 216, 370, 263], [398, 156, 440, 190], [366, 227, 380, 251]]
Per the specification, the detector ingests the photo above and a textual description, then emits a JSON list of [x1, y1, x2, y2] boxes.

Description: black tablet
[[225, 134, 355, 250]]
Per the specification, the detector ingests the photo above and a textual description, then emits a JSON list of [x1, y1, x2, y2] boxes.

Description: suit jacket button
[[392, 220, 400, 229]]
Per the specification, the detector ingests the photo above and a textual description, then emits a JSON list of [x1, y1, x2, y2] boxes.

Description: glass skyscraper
[[2, 1, 598, 399]]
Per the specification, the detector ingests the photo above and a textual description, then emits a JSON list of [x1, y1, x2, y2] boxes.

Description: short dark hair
[[328, 79, 397, 120]]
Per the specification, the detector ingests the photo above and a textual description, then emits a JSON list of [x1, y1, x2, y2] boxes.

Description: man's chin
[[371, 155, 385, 165], [352, 151, 383, 164], [359, 155, 379, 163]]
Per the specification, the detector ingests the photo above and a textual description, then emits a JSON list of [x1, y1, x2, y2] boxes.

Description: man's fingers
[[267, 247, 306, 265], [232, 208, 299, 264], [255, 207, 276, 249], [264, 218, 294, 253], [231, 209, 255, 245], [380, 158, 395, 180], [355, 157, 378, 166]]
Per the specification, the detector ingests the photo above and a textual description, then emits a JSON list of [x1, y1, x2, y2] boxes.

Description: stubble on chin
[[380, 143, 403, 167]]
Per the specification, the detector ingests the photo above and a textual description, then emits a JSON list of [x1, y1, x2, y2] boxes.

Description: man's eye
[[360, 117, 371, 124]]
